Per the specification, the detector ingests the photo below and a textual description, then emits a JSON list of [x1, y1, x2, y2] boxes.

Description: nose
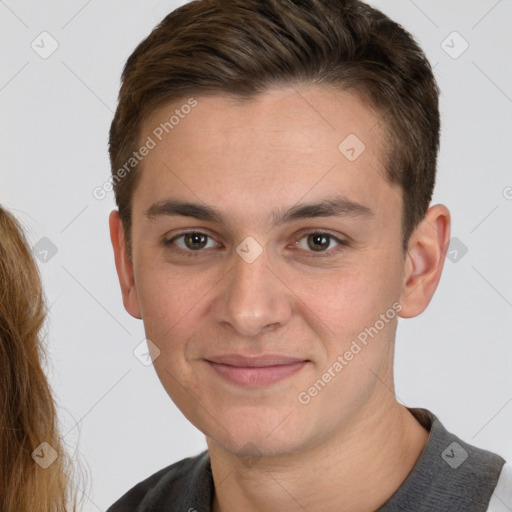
[[210, 242, 293, 337]]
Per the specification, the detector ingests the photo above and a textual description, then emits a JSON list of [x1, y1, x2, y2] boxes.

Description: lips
[[206, 354, 307, 367], [205, 354, 309, 387]]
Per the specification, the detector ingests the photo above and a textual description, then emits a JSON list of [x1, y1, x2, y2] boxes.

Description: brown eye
[[184, 233, 208, 250], [167, 232, 217, 252], [307, 233, 330, 252], [295, 232, 346, 256]]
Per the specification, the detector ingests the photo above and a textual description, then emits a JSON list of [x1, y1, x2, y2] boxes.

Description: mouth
[[204, 354, 310, 387]]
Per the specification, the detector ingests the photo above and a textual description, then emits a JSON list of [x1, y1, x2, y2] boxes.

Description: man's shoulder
[[106, 450, 211, 512], [379, 408, 509, 512]]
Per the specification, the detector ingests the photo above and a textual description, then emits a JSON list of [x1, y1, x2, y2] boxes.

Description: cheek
[[295, 267, 394, 330], [136, 262, 204, 333], [135, 264, 219, 383], [291, 261, 402, 371]]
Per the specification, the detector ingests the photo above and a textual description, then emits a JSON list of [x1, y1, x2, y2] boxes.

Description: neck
[[208, 399, 429, 512]]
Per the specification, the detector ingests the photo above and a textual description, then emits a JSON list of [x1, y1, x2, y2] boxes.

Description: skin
[[110, 84, 451, 511]]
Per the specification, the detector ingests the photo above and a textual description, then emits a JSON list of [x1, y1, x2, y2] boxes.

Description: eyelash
[[163, 230, 348, 258]]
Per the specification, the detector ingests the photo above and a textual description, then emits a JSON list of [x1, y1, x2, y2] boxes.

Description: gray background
[[1, 0, 511, 510]]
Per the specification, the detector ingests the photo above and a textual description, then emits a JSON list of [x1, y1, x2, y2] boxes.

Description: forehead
[[142, 85, 382, 156], [133, 85, 400, 230]]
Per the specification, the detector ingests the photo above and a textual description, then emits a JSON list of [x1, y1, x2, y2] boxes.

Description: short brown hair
[[109, 0, 440, 257]]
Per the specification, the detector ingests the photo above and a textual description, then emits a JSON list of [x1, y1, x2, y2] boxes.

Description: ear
[[398, 204, 451, 318], [109, 210, 142, 319]]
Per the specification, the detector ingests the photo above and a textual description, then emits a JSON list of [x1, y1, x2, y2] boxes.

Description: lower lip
[[206, 361, 308, 387]]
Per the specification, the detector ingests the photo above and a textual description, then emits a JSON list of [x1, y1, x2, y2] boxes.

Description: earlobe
[[398, 204, 451, 319], [109, 210, 142, 319]]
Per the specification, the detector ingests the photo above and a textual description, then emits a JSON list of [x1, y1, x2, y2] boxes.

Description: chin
[[206, 415, 313, 460]]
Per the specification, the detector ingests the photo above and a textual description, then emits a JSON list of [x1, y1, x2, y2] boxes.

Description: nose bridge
[[212, 240, 292, 336]]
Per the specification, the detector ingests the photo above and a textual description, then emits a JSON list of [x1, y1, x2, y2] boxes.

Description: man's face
[[123, 85, 409, 457]]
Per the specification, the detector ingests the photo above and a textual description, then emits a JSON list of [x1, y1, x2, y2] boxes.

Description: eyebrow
[[144, 195, 374, 227]]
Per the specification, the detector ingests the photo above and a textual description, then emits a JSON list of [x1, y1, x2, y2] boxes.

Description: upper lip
[[205, 354, 308, 367]]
